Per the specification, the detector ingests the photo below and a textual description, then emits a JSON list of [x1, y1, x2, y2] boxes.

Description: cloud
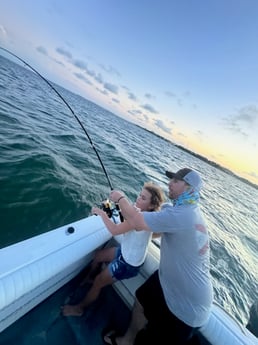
[[141, 103, 159, 114], [128, 109, 143, 116], [55, 46, 120, 93], [73, 59, 87, 70], [165, 90, 182, 106], [128, 92, 137, 101], [120, 86, 138, 102], [248, 170, 258, 180], [145, 93, 155, 100], [36, 46, 66, 67], [0, 25, 7, 37], [72, 59, 98, 81], [154, 119, 172, 134], [165, 90, 192, 108], [235, 105, 258, 125], [222, 105, 258, 137], [143, 114, 149, 122], [94, 73, 103, 84], [56, 47, 72, 59], [74, 72, 92, 85], [99, 63, 120, 77], [112, 97, 120, 104], [53, 58, 65, 67], [36, 46, 48, 55], [165, 91, 177, 98], [177, 131, 187, 139], [195, 129, 205, 142], [103, 82, 118, 94], [96, 87, 109, 96]]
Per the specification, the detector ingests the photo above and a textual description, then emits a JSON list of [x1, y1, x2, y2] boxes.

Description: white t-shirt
[[120, 229, 152, 266]]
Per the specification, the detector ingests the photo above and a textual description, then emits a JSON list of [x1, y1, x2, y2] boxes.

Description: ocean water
[[0, 53, 258, 327]]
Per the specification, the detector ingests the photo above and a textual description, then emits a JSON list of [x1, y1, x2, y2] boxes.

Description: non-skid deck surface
[[0, 271, 131, 345]]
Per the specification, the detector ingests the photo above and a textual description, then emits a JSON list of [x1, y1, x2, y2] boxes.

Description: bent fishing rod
[[0, 46, 113, 191]]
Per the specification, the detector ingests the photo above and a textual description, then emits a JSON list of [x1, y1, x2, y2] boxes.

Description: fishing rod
[[0, 46, 114, 191]]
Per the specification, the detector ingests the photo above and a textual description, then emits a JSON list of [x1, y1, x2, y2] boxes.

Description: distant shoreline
[[138, 125, 258, 191]]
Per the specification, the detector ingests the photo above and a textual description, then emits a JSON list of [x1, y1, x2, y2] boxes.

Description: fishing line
[[0, 46, 113, 191]]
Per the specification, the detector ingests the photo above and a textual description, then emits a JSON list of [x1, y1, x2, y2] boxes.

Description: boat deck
[[0, 266, 131, 345], [0, 267, 210, 345]]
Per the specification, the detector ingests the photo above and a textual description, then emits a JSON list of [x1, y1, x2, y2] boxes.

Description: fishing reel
[[99, 199, 124, 222], [100, 199, 113, 218]]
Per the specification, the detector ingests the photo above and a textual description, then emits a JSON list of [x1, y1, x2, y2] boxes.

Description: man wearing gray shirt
[[105, 168, 213, 345]]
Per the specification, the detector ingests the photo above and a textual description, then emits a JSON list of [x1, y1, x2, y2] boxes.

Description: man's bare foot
[[61, 304, 84, 316]]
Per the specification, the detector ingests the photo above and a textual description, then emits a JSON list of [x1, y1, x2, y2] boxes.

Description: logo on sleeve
[[195, 224, 209, 255]]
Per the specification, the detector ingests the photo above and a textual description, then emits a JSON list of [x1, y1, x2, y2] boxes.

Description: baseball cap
[[165, 168, 202, 191]]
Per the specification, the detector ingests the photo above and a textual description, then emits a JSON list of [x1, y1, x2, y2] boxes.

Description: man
[[105, 168, 213, 345]]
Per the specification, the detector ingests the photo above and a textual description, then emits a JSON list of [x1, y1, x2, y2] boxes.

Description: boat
[[0, 212, 257, 344]]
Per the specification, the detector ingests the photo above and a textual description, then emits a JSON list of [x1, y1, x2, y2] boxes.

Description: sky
[[0, 0, 258, 185]]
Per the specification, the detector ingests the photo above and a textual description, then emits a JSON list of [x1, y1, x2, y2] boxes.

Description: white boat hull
[[0, 215, 111, 332]]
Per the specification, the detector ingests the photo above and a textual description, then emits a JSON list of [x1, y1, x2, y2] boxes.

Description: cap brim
[[165, 170, 176, 178]]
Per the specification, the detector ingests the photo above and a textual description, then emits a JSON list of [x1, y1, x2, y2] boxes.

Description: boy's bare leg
[[62, 266, 115, 316], [80, 247, 116, 285]]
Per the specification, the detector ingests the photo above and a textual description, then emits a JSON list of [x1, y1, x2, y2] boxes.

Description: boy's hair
[[143, 181, 165, 211]]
